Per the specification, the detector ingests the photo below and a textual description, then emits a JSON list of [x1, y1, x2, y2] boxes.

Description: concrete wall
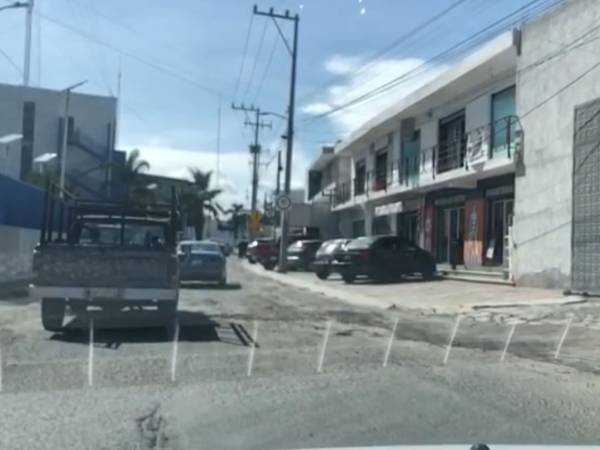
[[0, 83, 116, 182], [513, 0, 600, 288], [0, 224, 37, 283]]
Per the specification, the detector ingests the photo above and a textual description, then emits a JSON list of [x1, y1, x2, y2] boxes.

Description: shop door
[[490, 199, 514, 265], [437, 207, 464, 263], [572, 98, 600, 292], [397, 212, 418, 244]]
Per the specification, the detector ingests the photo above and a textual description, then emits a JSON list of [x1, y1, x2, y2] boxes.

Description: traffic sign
[[276, 194, 292, 211], [248, 210, 263, 234]]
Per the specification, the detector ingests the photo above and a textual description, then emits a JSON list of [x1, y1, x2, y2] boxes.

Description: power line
[[252, 30, 279, 105], [233, 12, 254, 101], [303, 0, 562, 123], [242, 17, 269, 103], [36, 10, 222, 97], [297, 0, 472, 104], [0, 45, 22, 75]]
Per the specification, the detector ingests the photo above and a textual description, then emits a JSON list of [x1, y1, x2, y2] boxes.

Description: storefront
[[373, 198, 423, 241], [423, 175, 515, 267]]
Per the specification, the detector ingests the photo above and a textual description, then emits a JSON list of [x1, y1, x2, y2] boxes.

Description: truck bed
[[33, 245, 177, 289]]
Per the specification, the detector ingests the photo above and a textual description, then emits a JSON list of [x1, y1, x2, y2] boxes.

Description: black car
[[311, 238, 351, 280], [286, 239, 323, 270], [333, 235, 436, 284]]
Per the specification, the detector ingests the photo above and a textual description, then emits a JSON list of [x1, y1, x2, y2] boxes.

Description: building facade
[[306, 0, 600, 289], [0, 82, 117, 198]]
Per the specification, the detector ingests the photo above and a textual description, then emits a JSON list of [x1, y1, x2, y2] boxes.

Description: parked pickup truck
[[30, 185, 180, 332]]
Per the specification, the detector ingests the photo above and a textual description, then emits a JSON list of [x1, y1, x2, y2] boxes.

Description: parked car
[[178, 240, 227, 285], [213, 240, 232, 256], [247, 238, 278, 269], [311, 238, 351, 279], [332, 235, 436, 284], [237, 240, 248, 258], [286, 239, 323, 271]]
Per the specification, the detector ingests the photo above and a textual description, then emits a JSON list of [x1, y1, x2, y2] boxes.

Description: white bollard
[[500, 323, 517, 362], [382, 317, 399, 367], [443, 316, 462, 365], [317, 321, 332, 373], [170, 320, 180, 382], [88, 318, 94, 387], [554, 315, 573, 359], [246, 321, 259, 377]]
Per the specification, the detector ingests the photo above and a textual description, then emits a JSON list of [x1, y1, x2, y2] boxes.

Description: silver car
[[178, 240, 227, 285]]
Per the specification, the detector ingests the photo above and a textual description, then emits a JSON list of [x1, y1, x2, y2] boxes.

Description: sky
[[0, 0, 549, 207]]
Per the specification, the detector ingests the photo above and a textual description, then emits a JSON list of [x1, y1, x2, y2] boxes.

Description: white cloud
[[301, 54, 447, 137]]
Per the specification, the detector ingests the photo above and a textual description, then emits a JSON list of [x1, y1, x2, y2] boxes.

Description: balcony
[[330, 116, 520, 210]]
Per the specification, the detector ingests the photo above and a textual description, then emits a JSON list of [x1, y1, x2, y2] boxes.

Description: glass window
[[491, 85, 516, 153], [20, 101, 35, 179]]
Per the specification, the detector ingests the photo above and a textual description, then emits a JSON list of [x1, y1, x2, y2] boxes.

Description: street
[[0, 259, 599, 449]]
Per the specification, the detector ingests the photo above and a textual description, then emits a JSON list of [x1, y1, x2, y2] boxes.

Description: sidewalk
[[239, 260, 585, 315]]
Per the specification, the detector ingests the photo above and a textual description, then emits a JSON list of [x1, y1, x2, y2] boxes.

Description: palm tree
[[115, 149, 153, 204], [220, 203, 246, 241], [183, 168, 221, 239]]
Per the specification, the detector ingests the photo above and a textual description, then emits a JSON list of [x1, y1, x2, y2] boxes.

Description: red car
[[247, 238, 279, 270]]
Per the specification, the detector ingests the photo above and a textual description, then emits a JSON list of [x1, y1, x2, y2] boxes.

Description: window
[[354, 159, 366, 196], [491, 85, 517, 154], [308, 170, 322, 200], [374, 150, 388, 191], [438, 110, 466, 173], [20, 101, 35, 179], [352, 219, 365, 237], [372, 216, 390, 235]]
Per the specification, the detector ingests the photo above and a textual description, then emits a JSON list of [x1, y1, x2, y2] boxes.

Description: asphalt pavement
[[0, 258, 599, 449]]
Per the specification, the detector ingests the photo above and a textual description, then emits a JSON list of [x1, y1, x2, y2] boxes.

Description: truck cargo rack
[[39, 182, 180, 247]]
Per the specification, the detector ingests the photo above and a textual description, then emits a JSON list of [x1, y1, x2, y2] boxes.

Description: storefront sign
[[374, 201, 403, 216], [434, 195, 466, 207], [485, 185, 513, 198]]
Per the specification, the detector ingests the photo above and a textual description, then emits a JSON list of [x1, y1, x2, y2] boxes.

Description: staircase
[[437, 264, 513, 285]]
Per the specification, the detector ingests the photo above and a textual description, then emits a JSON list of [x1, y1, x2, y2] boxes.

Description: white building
[[306, 0, 600, 289], [0, 82, 117, 197]]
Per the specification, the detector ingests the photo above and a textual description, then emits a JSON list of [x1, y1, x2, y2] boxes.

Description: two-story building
[[0, 82, 118, 198], [310, 31, 519, 275], [306, 0, 600, 290]]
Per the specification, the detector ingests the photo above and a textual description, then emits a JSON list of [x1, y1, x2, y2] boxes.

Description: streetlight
[[0, 1, 33, 86], [260, 111, 287, 121], [58, 80, 87, 199]]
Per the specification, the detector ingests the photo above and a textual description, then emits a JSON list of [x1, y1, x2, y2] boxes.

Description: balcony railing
[[329, 116, 520, 207], [333, 180, 351, 207]]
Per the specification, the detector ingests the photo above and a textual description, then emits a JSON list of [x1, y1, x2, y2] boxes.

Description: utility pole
[[58, 80, 87, 199], [23, 0, 33, 86], [231, 103, 271, 212], [0, 2, 34, 86], [275, 149, 282, 195], [253, 5, 299, 273]]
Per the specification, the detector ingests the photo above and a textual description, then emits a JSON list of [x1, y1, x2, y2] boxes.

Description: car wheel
[[316, 269, 330, 280], [342, 273, 355, 284], [422, 265, 435, 280], [263, 262, 275, 270], [41, 298, 66, 332]]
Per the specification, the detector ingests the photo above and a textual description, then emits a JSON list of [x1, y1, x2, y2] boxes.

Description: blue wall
[[0, 175, 45, 230]]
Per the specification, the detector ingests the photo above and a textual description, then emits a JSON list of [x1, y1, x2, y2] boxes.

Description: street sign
[[248, 210, 263, 235], [276, 194, 292, 211], [249, 144, 260, 154]]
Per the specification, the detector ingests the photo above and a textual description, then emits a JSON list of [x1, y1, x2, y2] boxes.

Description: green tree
[[220, 203, 246, 240], [183, 168, 221, 239], [115, 149, 153, 204]]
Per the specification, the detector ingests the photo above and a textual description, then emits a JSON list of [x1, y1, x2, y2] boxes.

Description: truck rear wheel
[[41, 298, 66, 332]]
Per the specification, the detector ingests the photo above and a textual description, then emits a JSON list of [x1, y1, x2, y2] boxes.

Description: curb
[[239, 261, 585, 314], [239, 261, 413, 312]]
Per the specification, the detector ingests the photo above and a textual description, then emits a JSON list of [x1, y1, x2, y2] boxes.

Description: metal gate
[[572, 98, 600, 292]]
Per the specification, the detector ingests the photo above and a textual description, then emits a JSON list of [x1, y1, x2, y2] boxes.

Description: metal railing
[[329, 116, 521, 206]]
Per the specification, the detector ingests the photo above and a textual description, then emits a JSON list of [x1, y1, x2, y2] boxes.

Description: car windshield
[[5, 0, 598, 447]]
